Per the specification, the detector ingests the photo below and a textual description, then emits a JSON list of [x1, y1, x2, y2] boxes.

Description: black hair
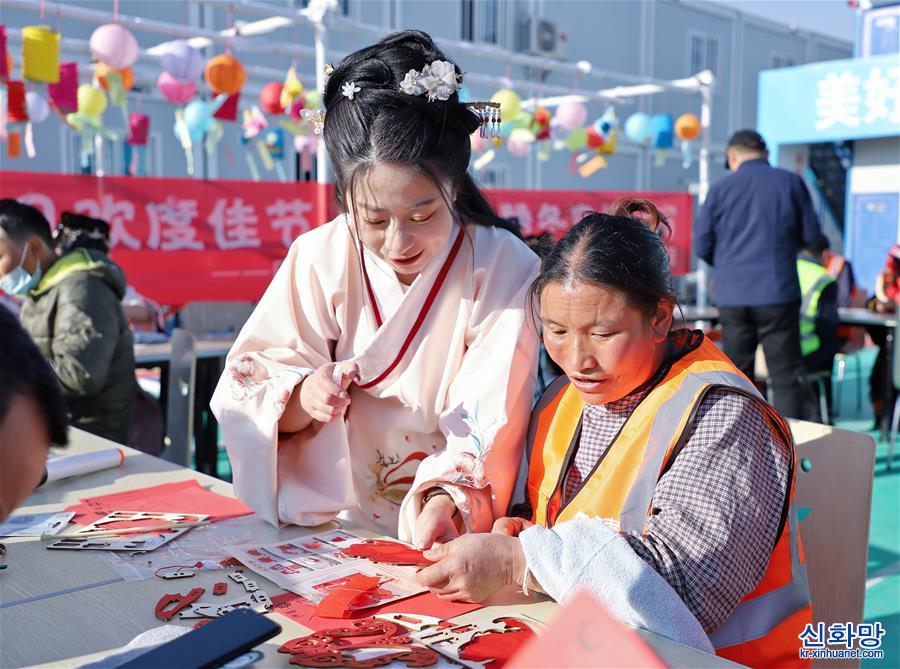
[[0, 306, 69, 447], [0, 198, 54, 248], [55, 212, 111, 254], [805, 233, 830, 256], [323, 30, 518, 237], [532, 198, 676, 317]]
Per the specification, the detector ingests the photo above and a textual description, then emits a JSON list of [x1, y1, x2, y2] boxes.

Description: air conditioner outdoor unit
[[519, 17, 567, 60]]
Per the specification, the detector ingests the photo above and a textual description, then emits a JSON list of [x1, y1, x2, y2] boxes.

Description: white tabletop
[[134, 337, 235, 365], [678, 305, 897, 330], [0, 430, 740, 668]]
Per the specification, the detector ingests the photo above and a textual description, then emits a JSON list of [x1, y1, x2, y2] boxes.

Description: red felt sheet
[[64, 479, 253, 524]]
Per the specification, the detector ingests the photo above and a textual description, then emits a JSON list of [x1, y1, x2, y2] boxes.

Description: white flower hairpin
[[341, 81, 361, 101], [398, 59, 461, 101]]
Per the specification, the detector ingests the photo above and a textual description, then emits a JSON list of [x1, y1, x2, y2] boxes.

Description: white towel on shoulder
[[519, 516, 714, 654]]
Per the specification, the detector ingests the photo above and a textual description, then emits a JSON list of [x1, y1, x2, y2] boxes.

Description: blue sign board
[[759, 54, 900, 146]]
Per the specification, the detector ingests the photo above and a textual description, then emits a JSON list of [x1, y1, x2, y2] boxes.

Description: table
[[0, 430, 740, 669], [134, 337, 235, 477]]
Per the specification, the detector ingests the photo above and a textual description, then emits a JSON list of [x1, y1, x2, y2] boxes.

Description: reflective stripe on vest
[[709, 500, 811, 647], [798, 258, 835, 357]]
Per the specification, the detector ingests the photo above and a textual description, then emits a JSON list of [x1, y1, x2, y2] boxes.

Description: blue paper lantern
[[624, 112, 653, 144], [651, 113, 674, 149]]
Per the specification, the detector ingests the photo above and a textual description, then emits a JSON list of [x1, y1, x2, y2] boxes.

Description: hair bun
[[608, 197, 672, 238]]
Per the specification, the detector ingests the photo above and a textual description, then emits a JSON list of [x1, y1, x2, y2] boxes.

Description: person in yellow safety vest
[[416, 198, 813, 669], [797, 235, 842, 377]]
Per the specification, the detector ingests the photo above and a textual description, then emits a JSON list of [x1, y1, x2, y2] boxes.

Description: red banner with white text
[[0, 173, 691, 306]]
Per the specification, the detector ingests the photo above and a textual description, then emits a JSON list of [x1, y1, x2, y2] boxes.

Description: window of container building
[[462, 0, 506, 46], [688, 31, 719, 74]]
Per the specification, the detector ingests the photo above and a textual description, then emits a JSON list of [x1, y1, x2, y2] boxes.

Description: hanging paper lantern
[[288, 99, 304, 120], [264, 128, 285, 159], [624, 112, 653, 143], [586, 126, 605, 150], [280, 66, 303, 110], [651, 113, 674, 149], [563, 127, 588, 151], [675, 113, 701, 140], [260, 82, 285, 115], [95, 63, 134, 92], [204, 54, 246, 95], [593, 106, 619, 142], [157, 70, 196, 105], [22, 25, 60, 84], [159, 40, 204, 82], [4, 51, 11, 82], [554, 101, 588, 130], [303, 90, 320, 109], [25, 90, 49, 123], [6, 81, 28, 122], [507, 137, 531, 158], [597, 131, 617, 156], [182, 95, 227, 143], [127, 113, 149, 145], [90, 23, 139, 70], [490, 89, 521, 122], [213, 92, 240, 122], [549, 118, 573, 143], [77, 83, 107, 117], [48, 61, 78, 112], [0, 25, 8, 82]]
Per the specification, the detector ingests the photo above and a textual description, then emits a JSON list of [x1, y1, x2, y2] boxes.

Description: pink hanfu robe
[[210, 216, 540, 541]]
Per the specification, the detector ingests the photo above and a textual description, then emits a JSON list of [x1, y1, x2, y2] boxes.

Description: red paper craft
[[155, 587, 204, 622], [315, 574, 383, 619], [342, 540, 433, 566], [271, 592, 482, 632], [506, 589, 666, 669], [65, 480, 253, 524], [213, 581, 228, 596], [278, 618, 439, 668], [459, 617, 535, 669]]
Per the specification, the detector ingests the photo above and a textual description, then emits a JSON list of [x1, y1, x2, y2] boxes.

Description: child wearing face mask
[[0, 199, 137, 445], [211, 31, 540, 547]]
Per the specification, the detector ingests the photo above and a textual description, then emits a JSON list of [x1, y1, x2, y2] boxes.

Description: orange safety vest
[[525, 331, 812, 668]]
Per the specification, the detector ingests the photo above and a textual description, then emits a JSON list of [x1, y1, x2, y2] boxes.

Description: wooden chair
[[790, 419, 876, 668]]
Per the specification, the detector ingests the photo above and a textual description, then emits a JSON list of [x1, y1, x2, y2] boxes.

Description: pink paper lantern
[[90, 23, 139, 70], [507, 138, 531, 157], [0, 25, 8, 82], [554, 101, 588, 130], [48, 61, 79, 112], [157, 71, 196, 105]]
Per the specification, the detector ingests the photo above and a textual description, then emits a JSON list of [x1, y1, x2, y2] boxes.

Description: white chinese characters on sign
[[18, 193, 57, 227], [74, 195, 140, 250], [207, 198, 262, 250], [497, 202, 534, 236], [146, 198, 204, 251], [267, 198, 313, 248], [815, 65, 900, 131], [536, 203, 568, 237]]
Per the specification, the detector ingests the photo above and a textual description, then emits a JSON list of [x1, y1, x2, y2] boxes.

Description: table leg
[[193, 357, 223, 478]]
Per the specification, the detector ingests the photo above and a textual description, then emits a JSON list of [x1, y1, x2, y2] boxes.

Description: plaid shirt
[[564, 386, 790, 633]]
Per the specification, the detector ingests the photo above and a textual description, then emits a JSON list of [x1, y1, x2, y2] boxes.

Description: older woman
[[417, 200, 812, 669]]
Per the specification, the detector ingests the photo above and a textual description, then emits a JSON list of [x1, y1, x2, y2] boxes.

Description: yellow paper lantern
[[22, 25, 60, 84], [77, 83, 107, 117], [490, 89, 521, 122]]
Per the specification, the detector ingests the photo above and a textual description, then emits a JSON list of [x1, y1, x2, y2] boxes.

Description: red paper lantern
[[6, 81, 28, 122], [259, 82, 285, 115], [0, 25, 8, 82], [127, 113, 149, 145], [49, 61, 79, 112], [204, 54, 246, 95]]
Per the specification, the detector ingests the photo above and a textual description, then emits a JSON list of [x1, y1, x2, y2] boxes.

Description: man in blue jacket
[[695, 130, 822, 419]]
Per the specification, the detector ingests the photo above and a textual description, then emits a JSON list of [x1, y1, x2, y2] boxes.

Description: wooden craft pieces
[[341, 540, 433, 567], [228, 571, 259, 592], [179, 591, 274, 619], [278, 618, 439, 668], [155, 587, 205, 621]]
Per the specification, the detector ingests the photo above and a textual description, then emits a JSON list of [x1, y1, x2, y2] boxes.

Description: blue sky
[[704, 0, 857, 43]]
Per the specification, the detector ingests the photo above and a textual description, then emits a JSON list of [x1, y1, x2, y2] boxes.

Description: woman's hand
[[416, 533, 526, 602], [413, 492, 460, 550], [491, 516, 534, 537], [298, 362, 359, 424]]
